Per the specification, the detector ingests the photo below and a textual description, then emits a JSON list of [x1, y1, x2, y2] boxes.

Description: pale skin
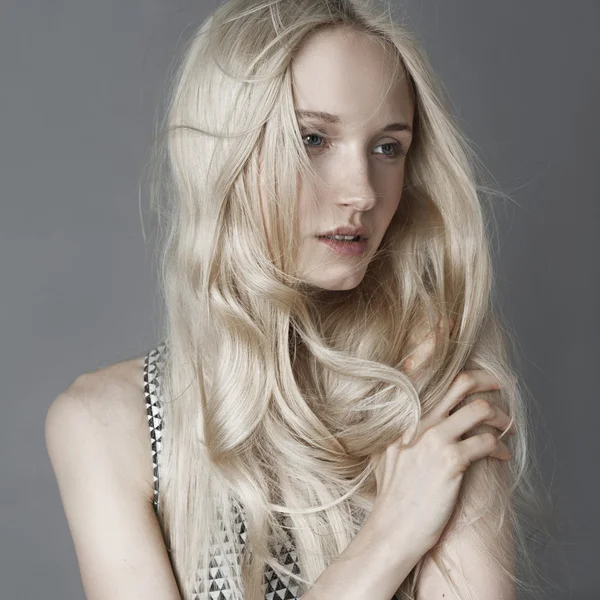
[[282, 25, 415, 291], [45, 25, 516, 600]]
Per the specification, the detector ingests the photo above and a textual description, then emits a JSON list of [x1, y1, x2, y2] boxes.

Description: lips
[[317, 235, 368, 256], [316, 225, 369, 239]]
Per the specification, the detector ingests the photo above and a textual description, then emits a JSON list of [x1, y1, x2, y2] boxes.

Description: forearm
[[300, 513, 427, 600]]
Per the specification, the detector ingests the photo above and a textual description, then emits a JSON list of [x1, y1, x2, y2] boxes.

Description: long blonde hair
[[143, 0, 556, 598]]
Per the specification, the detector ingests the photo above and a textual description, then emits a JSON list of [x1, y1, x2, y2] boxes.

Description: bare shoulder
[[45, 354, 155, 503], [44, 353, 181, 598]]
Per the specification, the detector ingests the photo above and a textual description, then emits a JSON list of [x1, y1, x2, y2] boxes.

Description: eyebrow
[[295, 109, 413, 134]]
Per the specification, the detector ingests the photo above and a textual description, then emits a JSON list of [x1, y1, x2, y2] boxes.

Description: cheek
[[389, 174, 406, 213], [376, 194, 402, 238], [296, 177, 314, 230], [392, 193, 402, 216]]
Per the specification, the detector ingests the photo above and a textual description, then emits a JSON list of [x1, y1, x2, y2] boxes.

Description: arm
[[416, 524, 516, 600], [300, 476, 516, 600], [417, 408, 517, 600], [300, 510, 427, 600], [45, 369, 182, 600]]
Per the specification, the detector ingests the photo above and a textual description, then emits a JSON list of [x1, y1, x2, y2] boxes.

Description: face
[[289, 26, 415, 291]]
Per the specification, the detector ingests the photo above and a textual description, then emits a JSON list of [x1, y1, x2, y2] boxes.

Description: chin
[[301, 271, 366, 292]]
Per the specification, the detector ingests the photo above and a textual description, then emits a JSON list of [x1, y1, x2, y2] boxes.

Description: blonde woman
[[45, 1, 552, 599]]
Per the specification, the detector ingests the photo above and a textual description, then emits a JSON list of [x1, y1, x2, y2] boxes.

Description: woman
[[45, 0, 550, 598]]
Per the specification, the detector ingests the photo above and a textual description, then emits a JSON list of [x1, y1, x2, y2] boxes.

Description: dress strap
[[143, 344, 166, 514]]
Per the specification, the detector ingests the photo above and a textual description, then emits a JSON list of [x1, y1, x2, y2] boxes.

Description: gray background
[[1, 0, 596, 598]]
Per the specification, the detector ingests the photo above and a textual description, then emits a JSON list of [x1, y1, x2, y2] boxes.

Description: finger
[[437, 316, 455, 336], [457, 433, 512, 464], [501, 415, 517, 437], [401, 316, 454, 376], [439, 369, 502, 416], [440, 398, 512, 442], [401, 330, 436, 375]]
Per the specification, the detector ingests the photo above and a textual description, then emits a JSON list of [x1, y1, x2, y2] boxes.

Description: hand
[[369, 318, 515, 553]]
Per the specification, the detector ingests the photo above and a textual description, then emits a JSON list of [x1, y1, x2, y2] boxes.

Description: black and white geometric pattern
[[143, 344, 305, 599]]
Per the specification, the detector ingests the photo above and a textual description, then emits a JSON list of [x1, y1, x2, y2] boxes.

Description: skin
[[290, 25, 415, 291]]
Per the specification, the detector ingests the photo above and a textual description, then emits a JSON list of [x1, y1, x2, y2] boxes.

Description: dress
[[143, 344, 401, 600], [143, 344, 303, 599]]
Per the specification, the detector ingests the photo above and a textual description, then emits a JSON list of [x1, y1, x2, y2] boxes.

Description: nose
[[333, 154, 377, 212]]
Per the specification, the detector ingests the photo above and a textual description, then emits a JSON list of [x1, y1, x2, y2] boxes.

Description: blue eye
[[302, 132, 326, 147], [300, 132, 406, 158], [375, 142, 407, 158]]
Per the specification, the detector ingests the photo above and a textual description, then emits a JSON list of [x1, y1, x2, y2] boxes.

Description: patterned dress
[[143, 344, 400, 600]]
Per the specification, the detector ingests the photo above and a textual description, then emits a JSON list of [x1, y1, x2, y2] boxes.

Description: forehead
[[291, 26, 414, 126]]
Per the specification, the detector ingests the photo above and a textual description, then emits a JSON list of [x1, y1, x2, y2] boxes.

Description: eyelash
[[299, 130, 407, 158]]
